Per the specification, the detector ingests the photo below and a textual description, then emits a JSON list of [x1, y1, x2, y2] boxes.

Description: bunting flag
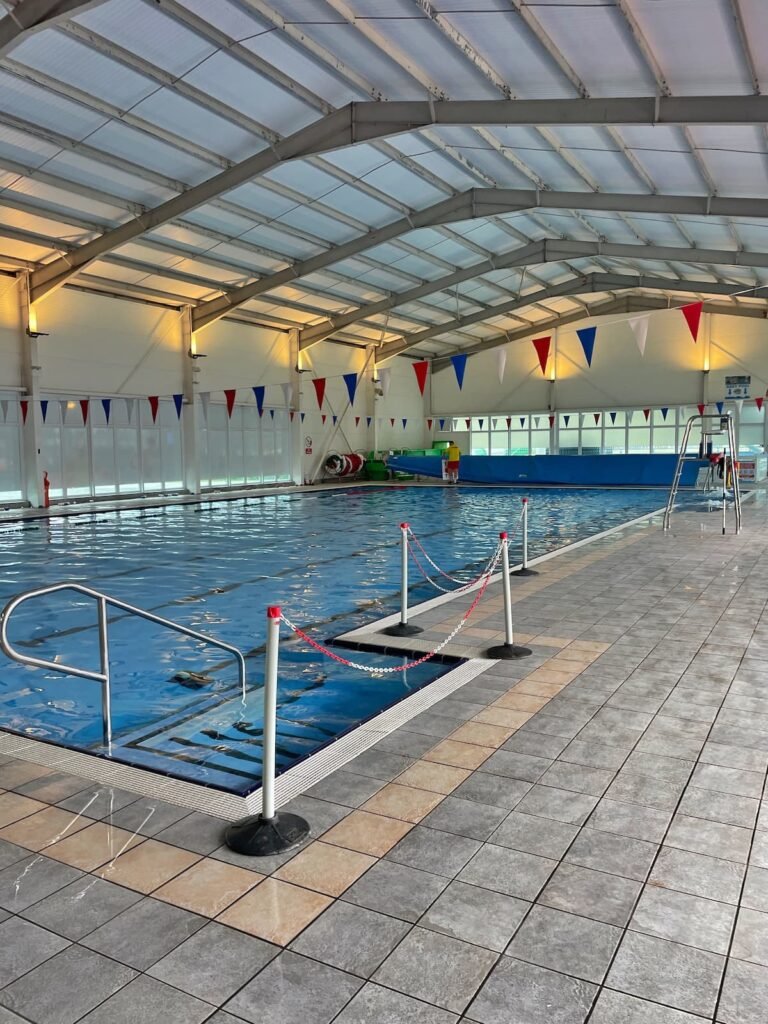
[[269, 409, 275, 420], [321, 414, 327, 425], [366, 416, 372, 427], [716, 401, 724, 414], [451, 353, 468, 390], [199, 393, 210, 424], [332, 415, 337, 425], [534, 416, 541, 428], [610, 412, 617, 424], [548, 414, 555, 428], [402, 418, 407, 429], [697, 403, 706, 415], [413, 361, 429, 396], [355, 416, 360, 427], [627, 410, 634, 424], [378, 367, 391, 398], [577, 326, 596, 367], [281, 382, 293, 408], [300, 412, 306, 422], [125, 397, 135, 424], [492, 418, 498, 429], [661, 407, 669, 421], [427, 418, 433, 430], [478, 418, 484, 429], [390, 418, 395, 427], [519, 417, 524, 428], [497, 348, 507, 384], [756, 397, 764, 411], [290, 410, 296, 421], [643, 408, 651, 422], [101, 398, 110, 423], [463, 417, 470, 429], [594, 412, 600, 425], [343, 372, 359, 406], [224, 389, 236, 418], [563, 415, 570, 427], [312, 378, 326, 409], [253, 385, 265, 417], [80, 399, 89, 425], [681, 301, 703, 342], [60, 400, 68, 425], [148, 396, 159, 422], [173, 394, 183, 419], [532, 336, 551, 376], [0, 399, 9, 423], [40, 399, 48, 423], [439, 418, 446, 430], [629, 315, 650, 356], [20, 399, 28, 425]]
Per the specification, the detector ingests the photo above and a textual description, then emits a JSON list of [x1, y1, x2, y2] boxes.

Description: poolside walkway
[[1, 499, 768, 1023]]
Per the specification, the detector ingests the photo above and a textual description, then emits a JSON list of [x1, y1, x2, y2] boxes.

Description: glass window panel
[[627, 428, 651, 454], [470, 431, 488, 455], [92, 427, 116, 495], [530, 429, 550, 455], [141, 428, 163, 491], [62, 423, 90, 496], [652, 426, 677, 454], [0, 403, 24, 502], [244, 426, 262, 484], [490, 431, 509, 455], [603, 428, 625, 454], [580, 428, 601, 454], [508, 430, 528, 455], [116, 427, 140, 493]]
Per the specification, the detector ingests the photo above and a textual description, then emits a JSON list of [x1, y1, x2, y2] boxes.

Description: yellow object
[[447, 443, 460, 462]]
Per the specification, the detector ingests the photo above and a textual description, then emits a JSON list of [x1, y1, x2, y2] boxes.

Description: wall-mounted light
[[25, 305, 48, 339], [549, 363, 556, 382], [703, 357, 710, 372]]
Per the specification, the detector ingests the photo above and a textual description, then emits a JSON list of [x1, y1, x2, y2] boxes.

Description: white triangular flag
[[0, 400, 8, 423], [199, 392, 210, 424], [534, 416, 540, 428], [492, 418, 498, 429], [125, 398, 135, 424], [281, 382, 293, 408], [497, 348, 507, 384], [629, 314, 650, 356], [627, 409, 635, 424], [378, 368, 391, 399], [59, 400, 69, 425]]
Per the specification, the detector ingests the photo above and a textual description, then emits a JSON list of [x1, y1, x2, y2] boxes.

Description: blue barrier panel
[[386, 454, 705, 487]]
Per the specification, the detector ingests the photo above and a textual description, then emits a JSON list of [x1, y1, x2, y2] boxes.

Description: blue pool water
[[0, 485, 668, 794]]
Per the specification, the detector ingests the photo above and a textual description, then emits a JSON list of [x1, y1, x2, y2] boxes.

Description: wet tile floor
[[1, 504, 767, 1022]]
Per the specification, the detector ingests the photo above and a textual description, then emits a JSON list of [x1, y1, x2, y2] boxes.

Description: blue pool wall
[[387, 454, 706, 487]]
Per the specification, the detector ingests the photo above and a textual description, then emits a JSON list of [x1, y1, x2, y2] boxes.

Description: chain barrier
[[280, 539, 504, 676]]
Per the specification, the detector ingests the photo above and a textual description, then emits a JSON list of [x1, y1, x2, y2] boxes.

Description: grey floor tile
[[502, 731, 571, 759], [371, 731, 438, 759], [421, 796, 508, 841], [20, 876, 142, 940], [104, 798, 190, 837], [742, 864, 768, 913], [78, 975, 213, 1023], [478, 749, 552, 783], [290, 901, 410, 978], [373, 926, 496, 1014], [342, 859, 448, 922], [458, 843, 557, 900], [224, 950, 362, 1024], [505, 904, 621, 983], [700, 741, 768, 773], [559, 740, 627, 771], [717, 957, 768, 1024], [0, 917, 69, 987], [147, 921, 278, 1004], [731, 908, 768, 967], [153, 811, 228, 855], [565, 828, 657, 881], [56, 786, 138, 820], [0, 1006, 32, 1023], [451, 773, 531, 810], [490, 811, 578, 859], [538, 761, 614, 797], [306, 771, 385, 808], [690, 763, 764, 799], [630, 885, 736, 954], [604, 772, 685, 812], [344, 750, 414, 781], [0, 840, 28, 872], [466, 956, 597, 1024], [587, 799, 672, 843], [606, 931, 724, 1018], [385, 826, 481, 878], [677, 787, 759, 829], [81, 896, 207, 969], [420, 879, 528, 952], [0, 854, 83, 912], [649, 847, 745, 904], [589, 988, 708, 1023], [665, 814, 752, 863], [538, 863, 641, 927], [751, 830, 768, 868], [333, 982, 458, 1024], [0, 945, 135, 1024], [14, 773, 93, 804], [515, 785, 598, 825], [516, 713, 582, 740], [278, 795, 350, 836]]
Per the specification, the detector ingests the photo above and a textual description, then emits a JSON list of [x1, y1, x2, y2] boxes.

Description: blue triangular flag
[[252, 385, 265, 417], [564, 414, 570, 427], [366, 416, 372, 427], [269, 408, 275, 419], [173, 394, 183, 419], [300, 412, 306, 422], [610, 411, 617, 424], [101, 398, 111, 423], [451, 353, 468, 390], [402, 418, 407, 429], [40, 399, 48, 423], [332, 415, 338, 425], [716, 401, 724, 414], [478, 418, 484, 429], [519, 417, 525, 428], [661, 407, 669, 420], [342, 372, 358, 406], [577, 326, 596, 367], [439, 418, 446, 430]]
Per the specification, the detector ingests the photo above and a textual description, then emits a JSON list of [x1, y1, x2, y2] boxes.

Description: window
[[0, 400, 23, 502], [200, 403, 292, 489]]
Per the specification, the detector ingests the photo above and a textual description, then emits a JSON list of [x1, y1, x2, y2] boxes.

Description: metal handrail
[[0, 582, 248, 750], [663, 413, 742, 533]]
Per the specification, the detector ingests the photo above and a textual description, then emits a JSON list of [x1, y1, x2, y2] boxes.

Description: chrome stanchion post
[[384, 522, 423, 637], [224, 606, 310, 856], [485, 532, 532, 660], [511, 497, 539, 577]]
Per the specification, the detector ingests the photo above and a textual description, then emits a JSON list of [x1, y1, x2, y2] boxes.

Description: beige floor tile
[[449, 721, 515, 748], [321, 810, 413, 857], [96, 838, 201, 893], [569, 640, 611, 653], [274, 840, 375, 896], [45, 821, 146, 870], [472, 707, 533, 729], [395, 760, 472, 795], [529, 636, 571, 649], [509, 678, 567, 698], [155, 857, 262, 916], [492, 692, 550, 713], [423, 739, 495, 769], [462, 627, 501, 639], [0, 792, 46, 828], [552, 649, 595, 666], [0, 805, 90, 851], [362, 783, 444, 823], [524, 666, 578, 684], [218, 878, 331, 945], [0, 762, 53, 789]]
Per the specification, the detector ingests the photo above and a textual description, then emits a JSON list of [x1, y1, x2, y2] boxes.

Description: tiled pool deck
[[0, 501, 767, 1023]]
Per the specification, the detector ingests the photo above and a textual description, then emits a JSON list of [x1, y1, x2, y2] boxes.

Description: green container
[[434, 440, 450, 450]]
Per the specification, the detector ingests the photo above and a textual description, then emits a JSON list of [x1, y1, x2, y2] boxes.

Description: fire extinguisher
[[42, 471, 50, 509]]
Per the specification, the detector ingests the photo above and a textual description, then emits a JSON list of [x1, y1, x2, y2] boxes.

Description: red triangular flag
[[681, 301, 703, 342], [148, 395, 159, 422], [20, 399, 28, 425], [355, 416, 360, 427], [697, 403, 706, 416], [80, 399, 89, 424], [413, 361, 429, 395], [390, 418, 395, 427], [312, 378, 326, 409], [224, 389, 236, 418], [465, 418, 471, 429], [594, 412, 600, 425], [290, 410, 295, 421], [757, 397, 764, 411], [506, 417, 512, 428], [427, 418, 433, 430], [548, 414, 555, 427], [643, 408, 650, 422], [532, 336, 551, 376], [321, 414, 327, 424]]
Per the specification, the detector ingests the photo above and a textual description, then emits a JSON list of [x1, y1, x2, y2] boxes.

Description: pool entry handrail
[[664, 412, 742, 534], [0, 581, 248, 750]]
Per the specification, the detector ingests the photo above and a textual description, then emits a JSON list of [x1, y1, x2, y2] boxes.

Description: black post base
[[383, 621, 424, 637], [511, 566, 539, 577], [484, 642, 533, 660], [223, 811, 310, 857]]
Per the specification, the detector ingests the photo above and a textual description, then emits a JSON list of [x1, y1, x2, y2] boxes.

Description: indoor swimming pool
[[0, 485, 668, 794]]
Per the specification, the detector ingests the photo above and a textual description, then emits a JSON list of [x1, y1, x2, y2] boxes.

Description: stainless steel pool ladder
[[0, 582, 248, 750], [663, 413, 742, 533]]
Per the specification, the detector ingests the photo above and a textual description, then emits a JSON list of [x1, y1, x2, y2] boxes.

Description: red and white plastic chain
[[279, 540, 504, 675]]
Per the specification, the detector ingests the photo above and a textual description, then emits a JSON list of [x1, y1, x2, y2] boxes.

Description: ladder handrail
[[664, 413, 741, 533], [0, 582, 248, 750]]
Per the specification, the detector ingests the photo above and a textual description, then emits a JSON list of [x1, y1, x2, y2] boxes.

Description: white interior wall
[[0, 275, 22, 389]]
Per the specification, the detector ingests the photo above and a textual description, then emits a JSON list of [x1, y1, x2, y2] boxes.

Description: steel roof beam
[[0, 0, 105, 55]]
